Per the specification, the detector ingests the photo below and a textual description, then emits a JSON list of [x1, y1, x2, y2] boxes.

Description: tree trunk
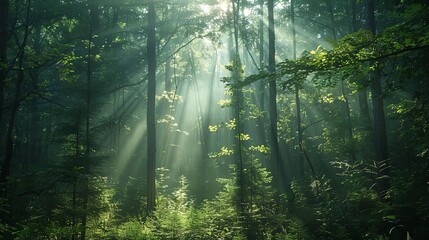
[[291, 0, 304, 181], [164, 57, 172, 92], [80, 0, 98, 237], [146, 0, 157, 214], [326, 0, 337, 39], [28, 24, 42, 166], [0, 0, 9, 139], [351, 0, 371, 130], [358, 90, 371, 129], [0, 0, 31, 198], [72, 113, 81, 240], [340, 82, 357, 162], [367, 0, 390, 199], [327, 0, 357, 162], [268, 0, 281, 194], [257, 0, 267, 148], [231, 0, 245, 216], [258, 0, 264, 69]]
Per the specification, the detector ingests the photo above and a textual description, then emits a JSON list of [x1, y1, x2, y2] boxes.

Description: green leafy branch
[[232, 4, 429, 90]]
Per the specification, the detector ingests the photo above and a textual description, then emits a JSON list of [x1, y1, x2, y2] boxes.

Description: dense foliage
[[0, 0, 428, 239]]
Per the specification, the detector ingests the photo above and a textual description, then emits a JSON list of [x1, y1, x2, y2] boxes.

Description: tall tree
[[327, 0, 356, 162], [226, 0, 245, 215], [256, 0, 267, 149], [291, 0, 304, 180], [80, 1, 94, 238], [146, 0, 157, 214], [0, 0, 8, 132], [366, 0, 389, 198], [0, 0, 31, 198], [258, 0, 264, 69], [268, 0, 281, 193], [351, 0, 371, 131]]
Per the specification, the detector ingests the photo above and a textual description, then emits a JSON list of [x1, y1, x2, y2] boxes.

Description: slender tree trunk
[[80, 1, 97, 237], [351, 0, 357, 31], [257, 0, 267, 147], [0, 0, 9, 139], [110, 6, 121, 159], [358, 90, 371, 129], [160, 56, 172, 168], [0, 0, 31, 198], [258, 0, 264, 69], [28, 24, 42, 166], [351, 0, 371, 129], [367, 0, 389, 199], [326, 0, 337, 39], [268, 0, 281, 194], [72, 113, 81, 240], [231, 0, 245, 216], [291, 0, 304, 181], [340, 82, 357, 161], [327, 0, 357, 162], [164, 57, 172, 92], [146, 0, 157, 214]]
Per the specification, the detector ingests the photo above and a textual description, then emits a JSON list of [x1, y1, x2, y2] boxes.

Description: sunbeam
[[3, 1, 428, 239]]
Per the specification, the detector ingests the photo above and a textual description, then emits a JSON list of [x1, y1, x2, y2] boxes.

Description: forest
[[0, 0, 428, 239]]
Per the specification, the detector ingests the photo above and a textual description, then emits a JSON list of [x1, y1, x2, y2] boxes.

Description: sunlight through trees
[[0, 0, 429, 239]]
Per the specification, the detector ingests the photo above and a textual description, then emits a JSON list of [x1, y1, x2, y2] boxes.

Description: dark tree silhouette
[[146, 0, 157, 214], [367, 0, 390, 199]]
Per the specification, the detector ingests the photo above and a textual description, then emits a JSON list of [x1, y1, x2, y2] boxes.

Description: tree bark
[[0, 0, 30, 198], [268, 0, 281, 193], [164, 57, 172, 92], [231, 0, 245, 216], [351, 0, 371, 129], [328, 0, 357, 162], [326, 0, 337, 39], [256, 0, 267, 148], [358, 90, 371, 129], [0, 0, 9, 157], [367, 0, 390, 199], [80, 1, 98, 237], [72, 113, 81, 240], [80, 17, 91, 240], [146, 0, 157, 214], [291, 0, 304, 181], [258, 0, 264, 69]]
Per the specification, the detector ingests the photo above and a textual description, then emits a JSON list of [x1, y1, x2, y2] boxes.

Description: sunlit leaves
[[157, 91, 183, 103], [208, 118, 236, 134], [236, 133, 250, 141], [225, 119, 236, 130], [209, 147, 234, 158], [175, 129, 190, 136], [208, 125, 218, 132], [157, 114, 175, 124], [235, 4, 429, 90], [248, 145, 270, 153], [389, 98, 429, 158], [58, 50, 80, 82], [248, 102, 265, 119], [224, 61, 245, 74], [217, 99, 232, 108], [319, 94, 335, 104], [118, 22, 127, 29]]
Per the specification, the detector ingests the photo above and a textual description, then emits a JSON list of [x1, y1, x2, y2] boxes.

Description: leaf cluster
[[235, 4, 429, 90]]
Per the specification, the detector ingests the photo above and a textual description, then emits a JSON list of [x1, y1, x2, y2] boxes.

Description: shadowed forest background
[[0, 0, 428, 239]]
